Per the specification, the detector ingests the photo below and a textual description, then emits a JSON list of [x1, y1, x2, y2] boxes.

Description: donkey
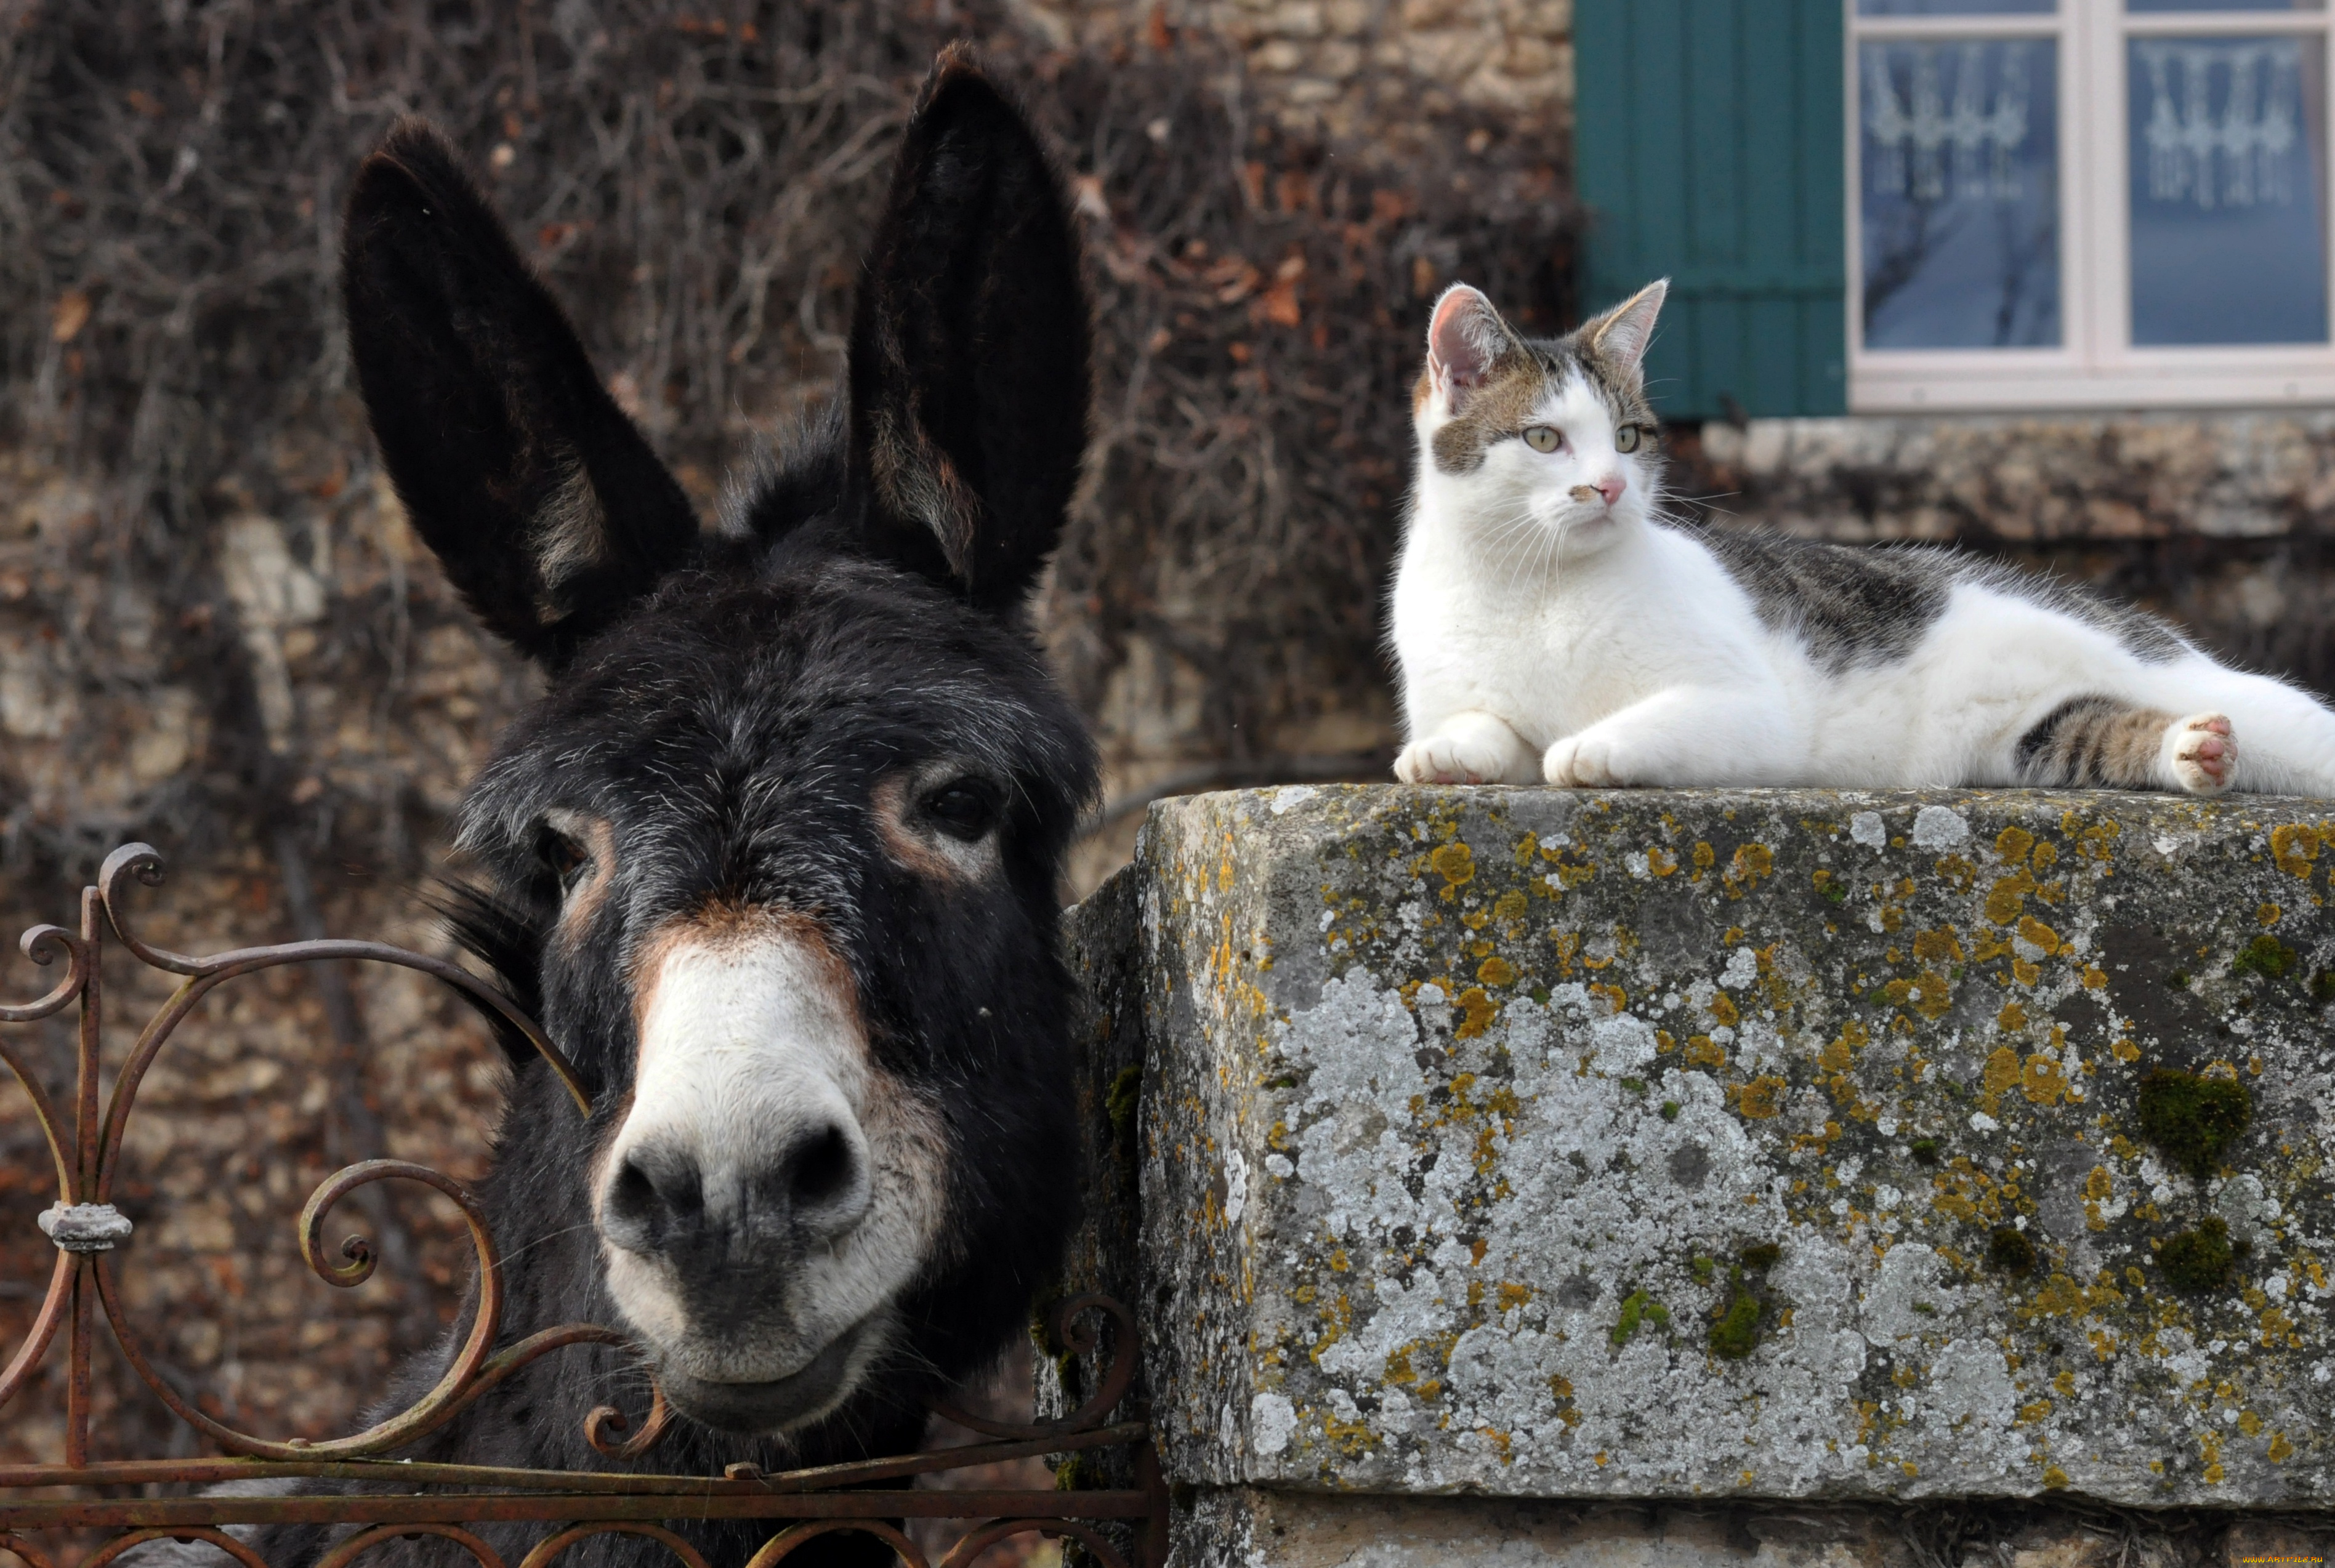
[[248, 50, 1097, 1568]]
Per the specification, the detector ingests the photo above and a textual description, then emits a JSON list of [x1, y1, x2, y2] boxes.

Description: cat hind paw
[[2166, 713, 2237, 795]]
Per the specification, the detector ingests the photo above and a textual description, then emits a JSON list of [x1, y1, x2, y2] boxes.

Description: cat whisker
[[1505, 516, 1572, 585], [1472, 502, 1556, 579], [1651, 496, 1740, 526], [1536, 512, 1569, 592]]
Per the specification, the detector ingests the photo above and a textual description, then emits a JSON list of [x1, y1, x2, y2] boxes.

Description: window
[[1852, 0, 2335, 410]]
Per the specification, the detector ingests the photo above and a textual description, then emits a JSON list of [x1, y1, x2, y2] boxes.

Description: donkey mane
[[228, 49, 1103, 1568]]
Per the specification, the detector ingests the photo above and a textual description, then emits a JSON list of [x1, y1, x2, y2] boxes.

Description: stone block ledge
[[1063, 785, 2335, 1518], [1165, 1489, 2334, 1568]]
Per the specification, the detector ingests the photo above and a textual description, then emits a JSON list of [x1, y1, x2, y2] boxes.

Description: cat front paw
[[1544, 733, 1634, 788], [2166, 712, 2238, 795], [1397, 734, 1512, 785]]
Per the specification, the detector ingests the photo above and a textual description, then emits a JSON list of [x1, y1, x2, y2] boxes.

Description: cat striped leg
[[2014, 696, 2235, 795]]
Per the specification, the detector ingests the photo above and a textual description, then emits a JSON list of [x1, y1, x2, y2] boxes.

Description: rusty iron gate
[[0, 845, 1166, 1568]]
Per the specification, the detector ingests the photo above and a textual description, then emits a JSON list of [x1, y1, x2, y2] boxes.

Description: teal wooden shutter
[[1575, 0, 1847, 421]]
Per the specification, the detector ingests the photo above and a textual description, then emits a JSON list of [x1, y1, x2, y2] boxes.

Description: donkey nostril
[[607, 1149, 704, 1248], [788, 1125, 858, 1208], [744, 1122, 869, 1239]]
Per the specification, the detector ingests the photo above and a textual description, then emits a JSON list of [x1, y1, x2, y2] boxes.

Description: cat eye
[[1615, 424, 1643, 454], [1522, 425, 1561, 454]]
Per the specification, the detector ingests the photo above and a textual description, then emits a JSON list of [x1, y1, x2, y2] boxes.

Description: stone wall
[[1064, 784, 2335, 1562], [1006, 0, 1573, 143], [0, 449, 528, 1466], [1676, 414, 2335, 693], [1686, 413, 2335, 545], [0, 857, 514, 1467], [1169, 1494, 2334, 1568]]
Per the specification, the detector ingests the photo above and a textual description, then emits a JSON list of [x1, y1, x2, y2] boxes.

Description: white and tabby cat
[[1390, 279, 2335, 796]]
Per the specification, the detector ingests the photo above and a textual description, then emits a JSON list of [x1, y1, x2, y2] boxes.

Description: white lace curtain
[[2135, 41, 2301, 212], [1865, 44, 2033, 204]]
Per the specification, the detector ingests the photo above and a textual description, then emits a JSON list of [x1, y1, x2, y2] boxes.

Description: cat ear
[[1426, 284, 1515, 413], [1586, 278, 1668, 372]]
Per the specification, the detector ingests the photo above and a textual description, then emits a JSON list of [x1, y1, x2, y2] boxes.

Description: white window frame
[[1847, 1, 2335, 412]]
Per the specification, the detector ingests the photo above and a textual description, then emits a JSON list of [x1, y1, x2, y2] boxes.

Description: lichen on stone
[[1103, 784, 2335, 1508]]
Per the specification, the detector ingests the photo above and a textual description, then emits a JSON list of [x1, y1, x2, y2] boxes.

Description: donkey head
[[342, 53, 1095, 1439]]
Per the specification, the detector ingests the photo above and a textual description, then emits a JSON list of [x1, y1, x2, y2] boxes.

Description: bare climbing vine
[[0, 0, 1578, 899]]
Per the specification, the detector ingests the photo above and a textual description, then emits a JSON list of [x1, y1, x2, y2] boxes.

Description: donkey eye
[[1522, 425, 1561, 454], [921, 779, 1002, 843], [534, 824, 590, 889], [1615, 423, 1643, 454]]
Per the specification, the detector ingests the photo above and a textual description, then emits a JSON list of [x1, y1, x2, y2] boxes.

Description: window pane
[[1859, 1, 2054, 13], [2128, 36, 2329, 344], [2129, 2, 2321, 14], [1860, 40, 2062, 347]]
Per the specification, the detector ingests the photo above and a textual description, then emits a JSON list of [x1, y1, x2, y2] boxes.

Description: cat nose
[[1595, 472, 1626, 506]]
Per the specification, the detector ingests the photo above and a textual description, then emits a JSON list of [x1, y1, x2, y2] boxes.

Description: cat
[[1389, 279, 2335, 797]]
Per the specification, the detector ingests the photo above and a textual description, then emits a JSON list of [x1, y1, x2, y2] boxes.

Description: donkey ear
[[342, 121, 699, 664], [845, 50, 1091, 615], [1585, 278, 1668, 372], [1427, 284, 1515, 414]]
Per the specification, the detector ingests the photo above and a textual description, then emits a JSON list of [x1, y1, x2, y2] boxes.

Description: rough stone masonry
[[1061, 784, 2335, 1547]]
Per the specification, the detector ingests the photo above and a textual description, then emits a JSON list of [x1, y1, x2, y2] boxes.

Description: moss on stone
[[1740, 1242, 1781, 1272], [2159, 1216, 2235, 1293], [1910, 1138, 1940, 1166], [1660, 1100, 1682, 1122], [1987, 1224, 2036, 1275], [2313, 968, 2335, 1003], [1610, 1289, 1668, 1347], [2232, 934, 2294, 979], [2136, 1067, 2251, 1179], [1107, 1063, 1142, 1138], [1710, 1286, 1763, 1360], [1105, 1061, 1144, 1175]]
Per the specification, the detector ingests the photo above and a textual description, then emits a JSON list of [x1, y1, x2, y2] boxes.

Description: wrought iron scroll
[[0, 845, 1168, 1568]]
